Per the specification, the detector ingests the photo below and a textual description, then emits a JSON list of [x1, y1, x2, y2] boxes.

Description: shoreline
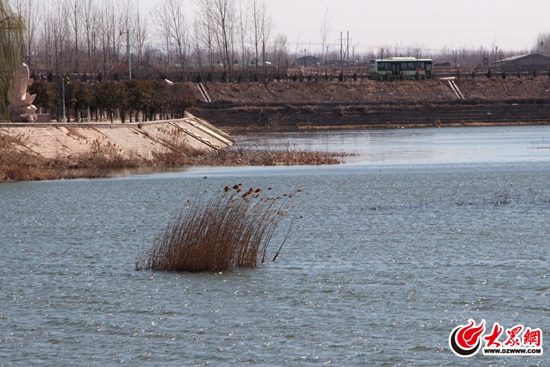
[[191, 79, 550, 131], [1, 119, 547, 183], [3, 79, 550, 182], [222, 120, 548, 134]]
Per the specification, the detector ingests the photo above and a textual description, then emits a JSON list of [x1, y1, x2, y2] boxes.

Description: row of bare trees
[[12, 0, 149, 79], [8, 0, 550, 83], [10, 0, 284, 81]]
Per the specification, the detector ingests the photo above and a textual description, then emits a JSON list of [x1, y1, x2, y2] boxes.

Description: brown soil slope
[[198, 79, 550, 104], [191, 79, 550, 131]]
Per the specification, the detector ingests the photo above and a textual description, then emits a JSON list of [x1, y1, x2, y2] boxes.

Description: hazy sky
[[139, 0, 549, 55]]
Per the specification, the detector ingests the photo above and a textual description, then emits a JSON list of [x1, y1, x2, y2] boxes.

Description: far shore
[[3, 78, 550, 182]]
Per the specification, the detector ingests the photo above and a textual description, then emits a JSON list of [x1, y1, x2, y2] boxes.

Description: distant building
[[325, 60, 350, 67], [295, 56, 320, 67], [109, 61, 163, 80], [498, 53, 550, 72]]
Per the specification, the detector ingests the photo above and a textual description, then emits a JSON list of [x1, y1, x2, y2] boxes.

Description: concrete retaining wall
[[0, 112, 233, 161]]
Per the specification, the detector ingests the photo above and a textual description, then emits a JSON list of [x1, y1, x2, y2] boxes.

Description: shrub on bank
[[40, 79, 197, 122]]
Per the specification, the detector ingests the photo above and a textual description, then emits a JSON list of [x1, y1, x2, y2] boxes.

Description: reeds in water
[[135, 186, 296, 272]]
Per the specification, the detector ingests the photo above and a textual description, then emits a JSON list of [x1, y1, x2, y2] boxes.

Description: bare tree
[[12, 0, 39, 68], [81, 0, 98, 74], [44, 0, 69, 77], [196, 11, 217, 73], [152, 0, 189, 80], [247, 0, 272, 76], [132, 4, 149, 77], [319, 6, 331, 68], [67, 0, 86, 73], [236, 0, 249, 77], [191, 19, 204, 73], [271, 33, 288, 76], [533, 32, 550, 55], [96, 0, 129, 79], [196, 0, 237, 79]]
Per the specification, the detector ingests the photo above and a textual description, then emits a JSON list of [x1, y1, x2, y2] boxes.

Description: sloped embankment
[[190, 79, 550, 131], [0, 113, 234, 181]]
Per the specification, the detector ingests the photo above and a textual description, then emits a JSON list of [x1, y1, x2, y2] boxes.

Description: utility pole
[[262, 41, 268, 83], [127, 29, 132, 80], [62, 76, 69, 122], [346, 31, 350, 62], [340, 31, 350, 79], [340, 32, 343, 78]]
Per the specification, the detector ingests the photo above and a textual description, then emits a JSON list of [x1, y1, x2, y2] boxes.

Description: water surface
[[1, 126, 549, 366]]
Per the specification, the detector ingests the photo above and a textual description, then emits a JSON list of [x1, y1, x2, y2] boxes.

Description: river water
[[1, 125, 549, 366]]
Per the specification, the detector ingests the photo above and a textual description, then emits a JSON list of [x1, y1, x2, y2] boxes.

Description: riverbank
[[3, 78, 550, 181], [190, 79, 550, 132], [0, 113, 345, 182]]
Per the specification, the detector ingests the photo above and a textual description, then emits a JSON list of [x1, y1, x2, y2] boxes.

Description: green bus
[[369, 57, 433, 80]]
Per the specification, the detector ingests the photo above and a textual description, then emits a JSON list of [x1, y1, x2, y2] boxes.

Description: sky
[[138, 0, 550, 55]]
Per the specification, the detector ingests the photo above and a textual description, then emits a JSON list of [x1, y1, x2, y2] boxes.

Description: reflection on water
[[1, 125, 549, 366], [236, 125, 550, 165]]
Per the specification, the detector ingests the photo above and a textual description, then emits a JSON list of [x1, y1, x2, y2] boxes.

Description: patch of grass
[[190, 147, 348, 166], [0, 134, 140, 181], [151, 127, 206, 164], [135, 186, 298, 272]]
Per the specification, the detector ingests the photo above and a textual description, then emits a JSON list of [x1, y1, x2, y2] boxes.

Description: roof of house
[[500, 53, 550, 63], [296, 55, 320, 60]]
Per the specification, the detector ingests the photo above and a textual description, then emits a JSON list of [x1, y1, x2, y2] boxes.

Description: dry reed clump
[[0, 133, 54, 181], [72, 138, 140, 169], [153, 144, 348, 167], [135, 186, 298, 272], [191, 147, 348, 166], [0, 134, 140, 181], [151, 127, 206, 165]]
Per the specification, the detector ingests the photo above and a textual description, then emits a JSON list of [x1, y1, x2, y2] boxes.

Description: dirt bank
[[190, 79, 550, 132]]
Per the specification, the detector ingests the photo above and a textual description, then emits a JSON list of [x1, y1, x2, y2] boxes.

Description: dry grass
[[1, 129, 347, 182], [0, 134, 140, 181], [184, 147, 348, 166], [70, 138, 140, 170], [151, 126, 206, 164], [135, 186, 297, 272]]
